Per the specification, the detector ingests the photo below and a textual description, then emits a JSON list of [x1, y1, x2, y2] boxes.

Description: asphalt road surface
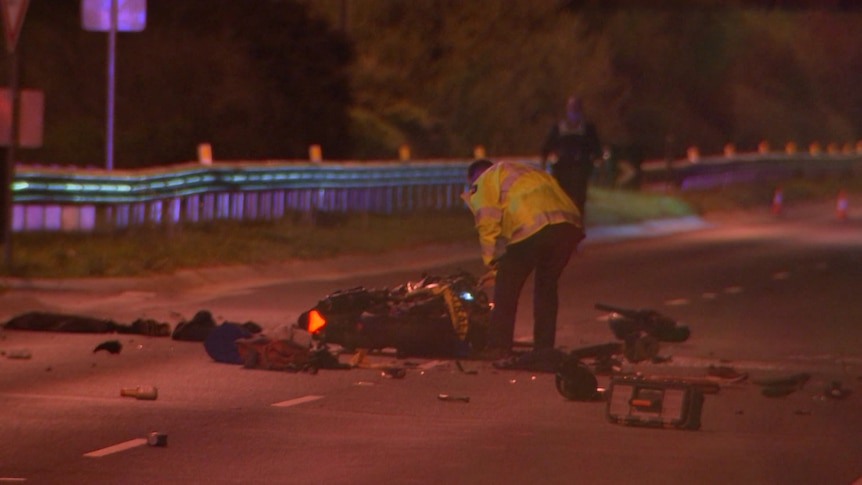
[[1, 200, 861, 485]]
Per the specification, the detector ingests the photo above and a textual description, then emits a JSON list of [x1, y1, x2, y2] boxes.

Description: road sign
[[0, 0, 28, 53], [81, 0, 146, 32], [0, 88, 44, 148]]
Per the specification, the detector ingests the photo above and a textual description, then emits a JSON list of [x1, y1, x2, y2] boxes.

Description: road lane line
[[417, 360, 444, 370], [83, 438, 147, 458], [271, 395, 324, 408]]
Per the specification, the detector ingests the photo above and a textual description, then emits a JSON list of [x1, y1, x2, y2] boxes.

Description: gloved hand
[[478, 261, 497, 287]]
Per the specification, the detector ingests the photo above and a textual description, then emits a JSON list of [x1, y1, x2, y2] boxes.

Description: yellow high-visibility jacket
[[463, 161, 582, 266]]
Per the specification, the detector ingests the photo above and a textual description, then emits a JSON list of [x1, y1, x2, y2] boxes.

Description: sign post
[[81, 0, 146, 171], [0, 0, 28, 268]]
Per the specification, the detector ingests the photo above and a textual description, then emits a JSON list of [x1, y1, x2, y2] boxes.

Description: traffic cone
[[771, 186, 783, 215], [836, 188, 848, 221]]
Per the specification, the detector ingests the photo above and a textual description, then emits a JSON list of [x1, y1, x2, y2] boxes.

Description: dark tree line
[[4, 1, 861, 167], [11, 0, 353, 168]]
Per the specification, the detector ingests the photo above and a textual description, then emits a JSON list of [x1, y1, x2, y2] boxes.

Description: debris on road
[[147, 432, 168, 447], [707, 365, 749, 383], [594, 303, 691, 363], [555, 356, 601, 401], [120, 385, 159, 400], [381, 367, 407, 379], [753, 373, 811, 397], [823, 381, 852, 400], [296, 271, 491, 358], [205, 322, 258, 364], [437, 393, 470, 403], [566, 342, 623, 375], [606, 376, 704, 430], [171, 310, 217, 341], [3, 348, 32, 359], [3, 311, 170, 336], [94, 340, 123, 354]]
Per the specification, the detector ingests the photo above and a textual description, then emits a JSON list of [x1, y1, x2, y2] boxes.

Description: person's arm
[[467, 174, 504, 267]]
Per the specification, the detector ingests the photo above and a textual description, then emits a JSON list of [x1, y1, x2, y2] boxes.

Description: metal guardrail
[[11, 153, 861, 232], [11, 159, 480, 232], [640, 152, 861, 189]]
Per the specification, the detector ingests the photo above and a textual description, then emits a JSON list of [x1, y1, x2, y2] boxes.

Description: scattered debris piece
[[635, 375, 721, 395], [606, 376, 704, 430], [555, 357, 600, 401], [121, 318, 170, 337], [381, 367, 406, 379], [171, 310, 216, 341], [753, 373, 811, 388], [761, 386, 796, 398], [120, 385, 158, 400], [147, 432, 168, 447], [437, 393, 470, 403], [93, 340, 122, 354], [824, 381, 852, 400], [567, 342, 623, 374], [296, 271, 491, 358], [236, 333, 309, 370], [754, 373, 810, 397], [3, 311, 169, 336], [707, 365, 748, 382], [206, 322, 256, 364], [3, 348, 32, 359], [594, 303, 690, 363]]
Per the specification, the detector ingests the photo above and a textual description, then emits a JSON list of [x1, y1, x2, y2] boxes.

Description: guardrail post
[[198, 143, 212, 165], [309, 144, 322, 163], [687, 146, 699, 162], [473, 145, 486, 159]]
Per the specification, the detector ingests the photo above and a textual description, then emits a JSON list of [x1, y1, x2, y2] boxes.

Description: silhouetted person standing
[[540, 96, 601, 220]]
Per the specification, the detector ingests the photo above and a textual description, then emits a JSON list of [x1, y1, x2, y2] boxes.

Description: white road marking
[[271, 395, 324, 407], [772, 271, 790, 280], [0, 478, 27, 482], [83, 438, 147, 458], [417, 360, 444, 370], [664, 298, 690, 306]]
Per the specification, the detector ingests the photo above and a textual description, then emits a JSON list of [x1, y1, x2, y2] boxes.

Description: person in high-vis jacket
[[463, 158, 584, 369]]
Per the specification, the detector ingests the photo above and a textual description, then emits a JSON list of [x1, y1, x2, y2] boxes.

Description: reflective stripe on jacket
[[464, 161, 582, 266]]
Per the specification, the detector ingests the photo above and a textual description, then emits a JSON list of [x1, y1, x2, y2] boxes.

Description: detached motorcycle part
[[623, 335, 660, 363], [555, 357, 599, 401]]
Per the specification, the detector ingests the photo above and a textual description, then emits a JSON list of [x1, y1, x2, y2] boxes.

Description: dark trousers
[[552, 164, 592, 218], [489, 223, 583, 352]]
